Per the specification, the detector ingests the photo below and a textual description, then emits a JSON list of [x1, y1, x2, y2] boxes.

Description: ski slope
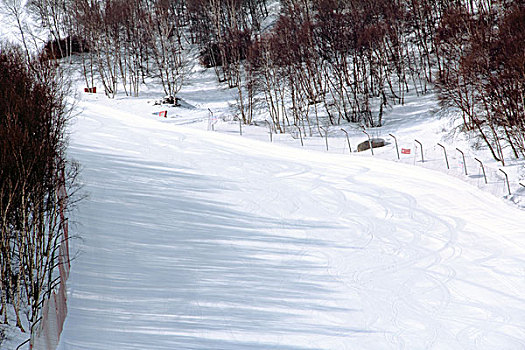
[[57, 98, 525, 350]]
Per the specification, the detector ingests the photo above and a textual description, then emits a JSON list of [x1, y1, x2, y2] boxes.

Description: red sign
[[401, 148, 411, 154]]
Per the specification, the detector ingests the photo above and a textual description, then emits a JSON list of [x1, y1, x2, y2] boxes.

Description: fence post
[[341, 128, 352, 153], [414, 139, 424, 163], [320, 127, 329, 151], [389, 133, 400, 159], [499, 169, 511, 196], [474, 158, 487, 184], [437, 143, 449, 169], [456, 148, 468, 175], [363, 130, 374, 155]]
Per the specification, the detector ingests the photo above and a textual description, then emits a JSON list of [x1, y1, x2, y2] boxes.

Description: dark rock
[[357, 138, 385, 152]]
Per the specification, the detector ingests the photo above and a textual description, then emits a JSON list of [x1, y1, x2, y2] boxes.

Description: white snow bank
[[56, 98, 525, 350]]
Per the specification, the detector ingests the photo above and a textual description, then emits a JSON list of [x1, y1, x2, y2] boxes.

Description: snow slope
[[56, 93, 525, 349]]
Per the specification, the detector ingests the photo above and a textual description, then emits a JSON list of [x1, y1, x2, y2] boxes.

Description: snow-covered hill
[[50, 80, 525, 349]]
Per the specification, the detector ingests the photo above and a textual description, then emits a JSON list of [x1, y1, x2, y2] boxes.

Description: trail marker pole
[[389, 133, 399, 159], [320, 127, 329, 151], [474, 158, 487, 184], [239, 119, 243, 136], [499, 169, 511, 195], [363, 130, 374, 155], [456, 148, 467, 175], [437, 143, 449, 169], [414, 139, 424, 163], [341, 129, 352, 153]]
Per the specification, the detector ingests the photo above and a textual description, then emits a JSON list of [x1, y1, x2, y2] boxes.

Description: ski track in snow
[[57, 99, 525, 350]]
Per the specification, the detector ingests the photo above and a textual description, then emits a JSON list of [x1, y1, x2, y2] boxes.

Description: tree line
[[0, 42, 76, 339], [13, 0, 524, 163], [5, 0, 524, 157], [435, 1, 525, 163], [227, 0, 523, 163]]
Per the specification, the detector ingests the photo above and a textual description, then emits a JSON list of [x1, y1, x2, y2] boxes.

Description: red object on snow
[[159, 110, 167, 118], [84, 87, 96, 93], [401, 148, 411, 154]]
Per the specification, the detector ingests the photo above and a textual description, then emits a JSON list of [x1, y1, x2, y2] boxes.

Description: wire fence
[[375, 137, 523, 203], [214, 121, 525, 209]]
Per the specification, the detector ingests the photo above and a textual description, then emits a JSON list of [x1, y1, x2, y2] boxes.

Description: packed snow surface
[[56, 95, 525, 350]]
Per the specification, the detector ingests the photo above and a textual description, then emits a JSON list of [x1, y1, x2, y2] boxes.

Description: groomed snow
[[56, 92, 525, 350]]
